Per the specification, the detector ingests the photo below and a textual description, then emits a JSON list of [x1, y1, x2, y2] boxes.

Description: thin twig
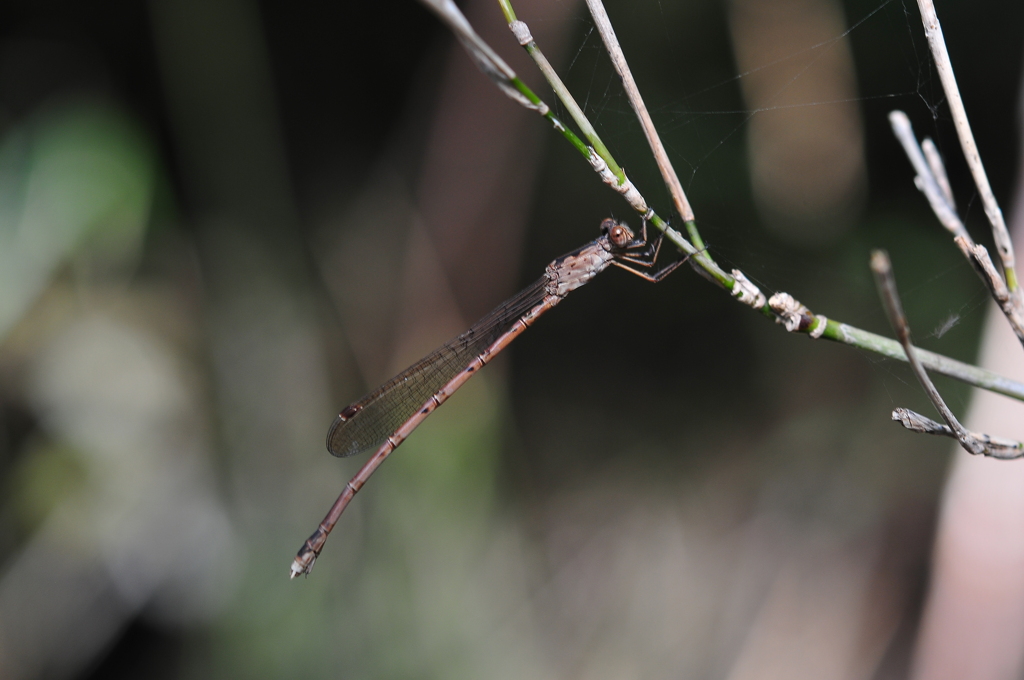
[[888, 111, 968, 240], [891, 408, 1023, 459], [888, 110, 1024, 345], [871, 249, 1019, 458], [494, 0, 729, 285], [915, 0, 1019, 293], [415, 0, 593, 163], [418, 0, 527, 106], [418, 0, 1024, 403], [582, 0, 699, 242], [833, 322, 1024, 402], [497, 2, 773, 309], [921, 138, 955, 210], [762, 288, 1024, 400], [417, 0, 713, 279], [497, 1, 621, 180]]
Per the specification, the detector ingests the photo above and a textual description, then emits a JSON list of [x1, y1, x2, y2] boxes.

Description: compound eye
[[607, 223, 634, 247]]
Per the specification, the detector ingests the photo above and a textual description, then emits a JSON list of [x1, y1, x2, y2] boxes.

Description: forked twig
[[414, 0, 1024, 403], [891, 408, 1023, 459], [871, 250, 1023, 459], [416, 0, 533, 110], [415, 0, 655, 222], [420, 0, 724, 292], [495, 0, 718, 275], [889, 111, 1024, 346], [582, 0, 695, 228], [914, 0, 1019, 293]]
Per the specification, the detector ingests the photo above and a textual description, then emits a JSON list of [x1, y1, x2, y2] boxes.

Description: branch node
[[731, 271, 766, 310], [872, 250, 1023, 458], [892, 408, 1024, 459], [588, 149, 648, 214], [768, 292, 814, 332], [955, 236, 1009, 302], [509, 20, 532, 46]]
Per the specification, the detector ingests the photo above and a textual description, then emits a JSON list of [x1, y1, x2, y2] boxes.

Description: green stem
[[489, 0, 1024, 403], [499, 1, 718, 271], [496, 0, 517, 22], [1006, 267, 1019, 293], [685, 221, 706, 251], [503, 76, 590, 159], [498, 0, 624, 181], [826, 320, 1024, 401]]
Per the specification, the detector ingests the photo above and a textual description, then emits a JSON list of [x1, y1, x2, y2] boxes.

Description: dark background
[[0, 0, 1021, 677]]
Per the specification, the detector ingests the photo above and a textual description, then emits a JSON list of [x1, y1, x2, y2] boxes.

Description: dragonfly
[[292, 217, 687, 578]]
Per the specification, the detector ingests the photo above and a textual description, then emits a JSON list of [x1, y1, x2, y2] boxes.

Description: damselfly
[[292, 218, 685, 577]]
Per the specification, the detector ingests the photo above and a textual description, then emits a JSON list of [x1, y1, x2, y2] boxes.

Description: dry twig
[[872, 250, 1022, 459], [914, 0, 1018, 291], [416, 0, 1024, 404], [888, 0, 1024, 354], [888, 111, 1024, 345], [582, 0, 694, 226]]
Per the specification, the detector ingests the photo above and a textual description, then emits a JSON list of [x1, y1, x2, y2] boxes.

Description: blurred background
[[0, 0, 1022, 678]]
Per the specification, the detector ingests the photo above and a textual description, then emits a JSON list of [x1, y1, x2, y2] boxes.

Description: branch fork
[[414, 0, 1024, 412], [872, 251, 1022, 459], [889, 111, 1024, 346], [873, 0, 1023, 457]]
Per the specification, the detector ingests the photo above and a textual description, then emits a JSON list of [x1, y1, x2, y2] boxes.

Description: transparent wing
[[327, 276, 548, 457]]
